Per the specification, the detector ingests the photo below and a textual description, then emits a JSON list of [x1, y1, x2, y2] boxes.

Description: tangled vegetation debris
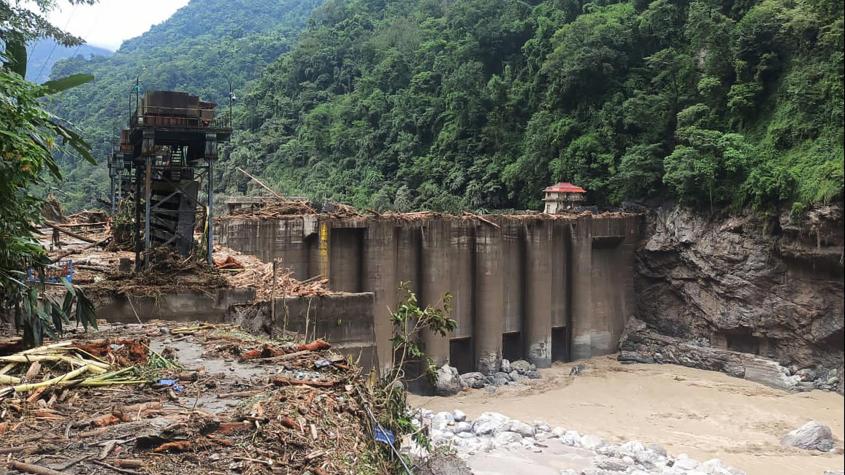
[[218, 249, 329, 300], [0, 321, 415, 474]]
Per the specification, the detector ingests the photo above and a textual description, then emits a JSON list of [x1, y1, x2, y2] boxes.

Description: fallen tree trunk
[[271, 376, 338, 388], [51, 237, 110, 262], [44, 221, 100, 244]]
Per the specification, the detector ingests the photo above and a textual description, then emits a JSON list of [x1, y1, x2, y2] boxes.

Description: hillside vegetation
[[224, 0, 843, 213], [44, 0, 323, 210]]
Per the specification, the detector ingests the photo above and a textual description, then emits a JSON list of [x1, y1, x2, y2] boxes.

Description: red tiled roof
[[543, 182, 586, 193]]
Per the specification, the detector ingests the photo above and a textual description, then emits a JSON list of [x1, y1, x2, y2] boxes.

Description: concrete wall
[[216, 217, 317, 280], [218, 213, 641, 374], [93, 288, 256, 323], [226, 292, 378, 372]]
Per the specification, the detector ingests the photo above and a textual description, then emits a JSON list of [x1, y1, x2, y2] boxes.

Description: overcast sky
[[46, 0, 190, 50]]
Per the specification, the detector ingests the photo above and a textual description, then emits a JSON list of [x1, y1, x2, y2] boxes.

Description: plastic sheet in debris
[[156, 379, 185, 393], [374, 426, 395, 445]]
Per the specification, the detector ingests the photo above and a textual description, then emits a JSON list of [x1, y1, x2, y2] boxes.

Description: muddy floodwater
[[409, 356, 844, 475]]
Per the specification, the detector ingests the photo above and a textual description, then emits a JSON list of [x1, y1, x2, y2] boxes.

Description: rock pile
[[413, 409, 746, 475], [435, 359, 541, 395]]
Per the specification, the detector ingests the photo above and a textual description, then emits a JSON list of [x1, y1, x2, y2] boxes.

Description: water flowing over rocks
[[628, 205, 844, 393], [411, 409, 747, 474]]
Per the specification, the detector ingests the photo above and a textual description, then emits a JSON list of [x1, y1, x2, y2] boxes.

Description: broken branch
[[6, 460, 64, 475], [44, 221, 100, 244], [271, 376, 338, 388]]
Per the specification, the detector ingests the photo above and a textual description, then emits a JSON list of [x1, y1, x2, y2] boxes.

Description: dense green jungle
[[42, 0, 845, 213]]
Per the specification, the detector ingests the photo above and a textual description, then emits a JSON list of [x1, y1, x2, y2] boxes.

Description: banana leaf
[[40, 74, 94, 96]]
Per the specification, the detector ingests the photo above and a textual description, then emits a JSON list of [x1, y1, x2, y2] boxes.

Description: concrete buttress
[[475, 222, 504, 375], [450, 221, 474, 340], [363, 221, 396, 374], [421, 220, 452, 366], [570, 215, 593, 360], [525, 220, 553, 367]]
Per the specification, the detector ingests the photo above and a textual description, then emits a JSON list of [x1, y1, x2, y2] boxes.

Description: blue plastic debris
[[27, 260, 74, 284], [156, 379, 184, 393], [374, 425, 395, 445]]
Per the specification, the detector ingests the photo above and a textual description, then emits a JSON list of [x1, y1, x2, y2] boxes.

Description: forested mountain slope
[[46, 0, 323, 210], [224, 0, 843, 212], [26, 39, 112, 84]]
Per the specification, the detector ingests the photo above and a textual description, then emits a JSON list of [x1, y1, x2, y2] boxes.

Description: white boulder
[[781, 420, 835, 452]]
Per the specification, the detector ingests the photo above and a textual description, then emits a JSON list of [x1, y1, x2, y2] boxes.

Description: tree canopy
[[32, 0, 845, 213], [2, 0, 98, 344], [221, 0, 842, 213]]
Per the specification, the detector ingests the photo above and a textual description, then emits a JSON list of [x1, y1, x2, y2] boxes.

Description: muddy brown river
[[409, 356, 844, 475]]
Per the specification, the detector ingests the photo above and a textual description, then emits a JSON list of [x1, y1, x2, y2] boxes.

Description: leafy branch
[[389, 282, 455, 383]]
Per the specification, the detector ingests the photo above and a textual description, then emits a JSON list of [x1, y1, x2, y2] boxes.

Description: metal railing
[[130, 108, 232, 129]]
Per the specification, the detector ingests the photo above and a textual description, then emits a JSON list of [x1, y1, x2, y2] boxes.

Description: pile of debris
[[226, 198, 318, 219], [1, 321, 400, 474], [39, 224, 329, 301], [64, 210, 110, 226], [222, 198, 362, 221], [216, 249, 329, 300], [86, 248, 229, 298], [0, 339, 149, 399]]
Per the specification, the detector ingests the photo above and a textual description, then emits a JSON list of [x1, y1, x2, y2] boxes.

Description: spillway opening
[[450, 337, 474, 374], [552, 326, 570, 362], [502, 332, 524, 362]]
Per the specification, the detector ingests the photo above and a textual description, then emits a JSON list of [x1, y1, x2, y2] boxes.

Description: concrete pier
[[475, 223, 503, 375], [570, 215, 593, 360], [421, 220, 452, 367], [364, 221, 397, 373], [450, 221, 474, 340], [525, 220, 553, 367], [217, 212, 641, 373]]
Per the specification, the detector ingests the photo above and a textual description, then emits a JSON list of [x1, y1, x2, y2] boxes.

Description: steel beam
[[144, 155, 152, 260]]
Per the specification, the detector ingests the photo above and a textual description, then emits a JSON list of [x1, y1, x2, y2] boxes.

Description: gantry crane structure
[[115, 87, 232, 270]]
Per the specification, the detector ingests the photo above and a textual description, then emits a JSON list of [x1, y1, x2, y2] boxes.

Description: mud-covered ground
[[410, 356, 844, 475], [1, 321, 388, 474]]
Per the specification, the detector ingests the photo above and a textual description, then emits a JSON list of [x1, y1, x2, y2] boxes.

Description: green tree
[[2, 0, 98, 345], [663, 126, 755, 208]]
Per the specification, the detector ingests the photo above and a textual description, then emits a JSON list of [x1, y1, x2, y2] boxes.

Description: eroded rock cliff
[[628, 204, 844, 390]]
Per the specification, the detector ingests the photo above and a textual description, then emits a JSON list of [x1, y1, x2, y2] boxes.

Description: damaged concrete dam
[[217, 212, 641, 376], [215, 203, 844, 396]]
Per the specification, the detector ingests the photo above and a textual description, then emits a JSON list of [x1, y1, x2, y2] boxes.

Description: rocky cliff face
[[631, 204, 844, 389]]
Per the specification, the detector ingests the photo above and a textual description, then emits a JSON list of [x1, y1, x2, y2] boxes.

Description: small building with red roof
[[543, 182, 586, 213]]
